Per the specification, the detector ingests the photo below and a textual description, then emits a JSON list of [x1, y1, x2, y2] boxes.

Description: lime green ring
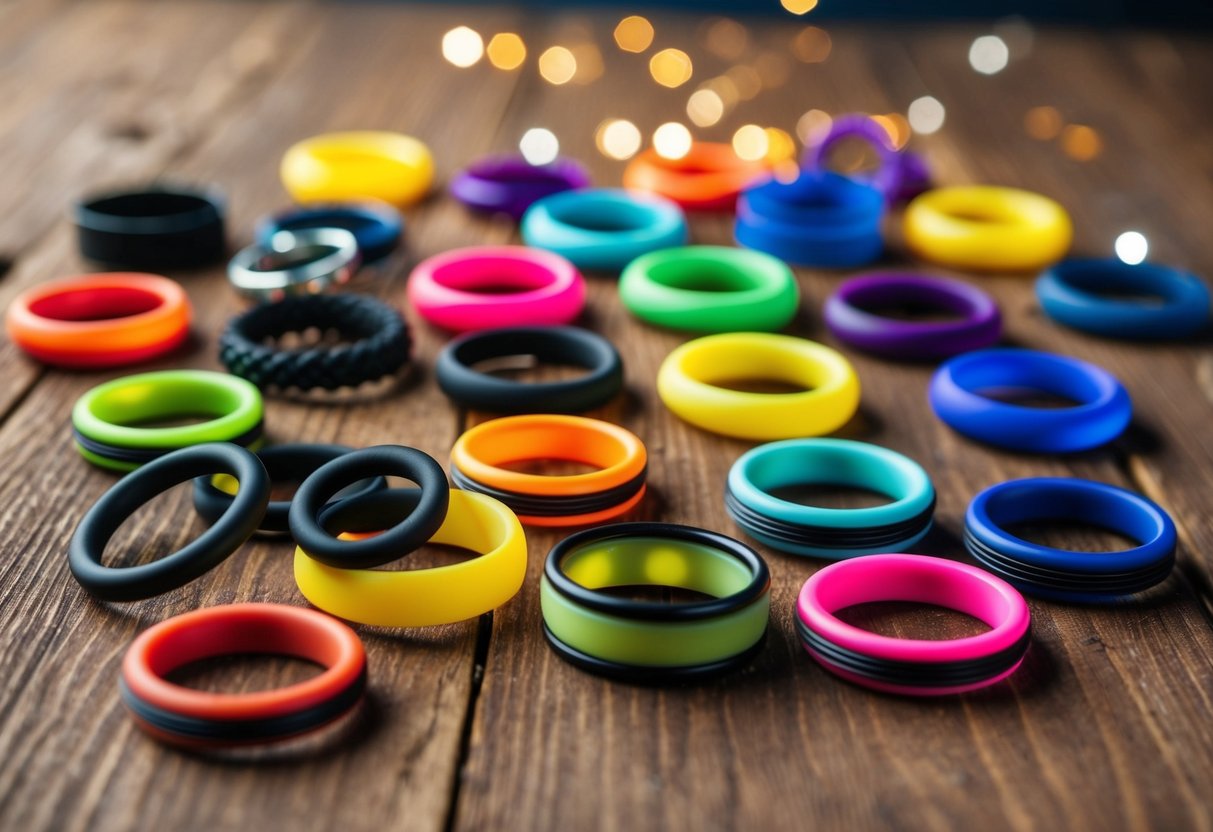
[[619, 245, 799, 333], [72, 370, 263, 450]]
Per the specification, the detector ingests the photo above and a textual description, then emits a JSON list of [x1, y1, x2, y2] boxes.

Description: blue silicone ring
[[520, 188, 688, 272], [725, 438, 935, 558], [256, 203, 403, 263], [965, 477, 1177, 602], [1036, 258, 1211, 340], [929, 348, 1131, 453]]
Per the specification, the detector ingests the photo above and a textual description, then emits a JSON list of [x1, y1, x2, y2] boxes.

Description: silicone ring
[[796, 553, 1031, 695], [74, 185, 226, 270], [904, 186, 1072, 272], [450, 415, 646, 527], [451, 155, 591, 220], [824, 272, 1001, 360], [73, 370, 264, 472], [727, 439, 935, 558], [803, 114, 905, 200], [621, 143, 767, 211], [69, 444, 270, 601], [6, 273, 192, 368], [227, 228, 361, 303], [407, 246, 586, 333], [120, 603, 365, 748], [929, 348, 1131, 453], [1036, 258, 1211, 340], [521, 188, 688, 272], [657, 332, 860, 441], [541, 522, 770, 682], [280, 131, 434, 208], [619, 246, 799, 333], [294, 488, 527, 628], [435, 326, 623, 414], [256, 203, 403, 264], [965, 477, 1177, 602], [193, 444, 387, 536]]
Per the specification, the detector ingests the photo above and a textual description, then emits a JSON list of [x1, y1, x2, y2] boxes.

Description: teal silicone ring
[[619, 245, 800, 333]]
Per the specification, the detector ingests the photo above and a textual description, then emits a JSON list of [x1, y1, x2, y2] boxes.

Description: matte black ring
[[74, 184, 227, 269], [73, 421, 264, 467], [725, 488, 936, 549], [450, 463, 647, 518]]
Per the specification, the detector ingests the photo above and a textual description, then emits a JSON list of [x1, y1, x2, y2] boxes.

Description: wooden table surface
[[2, 2, 1212, 830]]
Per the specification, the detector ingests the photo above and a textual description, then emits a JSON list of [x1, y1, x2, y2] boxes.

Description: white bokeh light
[[652, 122, 692, 160], [907, 96, 946, 135], [969, 35, 1009, 75], [519, 128, 559, 165], [442, 26, 484, 68], [1115, 231, 1149, 265]]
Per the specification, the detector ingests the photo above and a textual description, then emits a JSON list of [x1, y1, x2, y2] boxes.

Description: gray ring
[[227, 227, 361, 302]]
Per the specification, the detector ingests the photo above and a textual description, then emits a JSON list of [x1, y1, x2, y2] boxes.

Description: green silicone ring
[[619, 245, 799, 333]]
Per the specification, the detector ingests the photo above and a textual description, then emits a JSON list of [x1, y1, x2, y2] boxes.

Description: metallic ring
[[227, 228, 361, 302]]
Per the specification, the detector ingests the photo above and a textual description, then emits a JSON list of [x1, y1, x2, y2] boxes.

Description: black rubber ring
[[73, 421, 264, 467], [74, 185, 227, 269], [68, 443, 270, 602], [435, 325, 624, 414], [450, 463, 647, 518], [725, 489, 936, 549]]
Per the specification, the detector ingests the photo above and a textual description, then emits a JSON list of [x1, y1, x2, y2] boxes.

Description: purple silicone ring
[[824, 273, 1001, 360], [450, 155, 591, 220], [804, 115, 931, 202]]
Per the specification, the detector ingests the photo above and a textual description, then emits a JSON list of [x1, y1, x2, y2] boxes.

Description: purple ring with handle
[[803, 114, 931, 202], [451, 155, 591, 220], [824, 273, 1001, 360]]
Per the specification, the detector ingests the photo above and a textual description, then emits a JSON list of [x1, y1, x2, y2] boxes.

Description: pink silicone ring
[[406, 245, 586, 333]]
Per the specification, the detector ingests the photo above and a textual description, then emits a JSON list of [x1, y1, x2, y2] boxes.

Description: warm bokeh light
[[872, 113, 911, 150], [614, 16, 654, 53], [755, 52, 792, 89], [764, 128, 797, 164], [773, 161, 801, 183], [519, 128, 559, 165], [1061, 124, 1103, 161], [969, 35, 1009, 75], [653, 122, 693, 160], [1115, 231, 1148, 265], [442, 26, 484, 68], [726, 65, 762, 100], [687, 89, 725, 128], [539, 46, 577, 85], [596, 119, 642, 160], [781, 0, 819, 15], [1024, 105, 1063, 140], [486, 33, 526, 70], [702, 75, 740, 108], [907, 95, 945, 135], [796, 109, 832, 145], [703, 18, 748, 60], [733, 124, 769, 161], [791, 26, 832, 63], [570, 43, 604, 84], [650, 48, 694, 88]]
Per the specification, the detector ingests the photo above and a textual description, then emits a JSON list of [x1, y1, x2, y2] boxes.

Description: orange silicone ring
[[622, 143, 769, 211]]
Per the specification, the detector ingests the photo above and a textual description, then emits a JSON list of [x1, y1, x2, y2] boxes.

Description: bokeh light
[[791, 26, 832, 63], [570, 43, 604, 84], [907, 96, 946, 134], [796, 109, 832, 145], [781, 0, 819, 15], [703, 18, 748, 60], [442, 26, 484, 68], [733, 124, 768, 161], [969, 35, 1009, 75], [872, 114, 910, 150], [764, 128, 797, 164], [614, 16, 654, 53], [726, 65, 762, 100], [519, 128, 559, 165], [702, 76, 740, 108], [650, 48, 694, 88], [1115, 231, 1148, 265], [653, 122, 693, 160], [687, 89, 725, 127], [539, 46, 577, 85], [596, 119, 642, 160], [1061, 124, 1103, 161], [486, 33, 526, 70], [1024, 106, 1063, 140]]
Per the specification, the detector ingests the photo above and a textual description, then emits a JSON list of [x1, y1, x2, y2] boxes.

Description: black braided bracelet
[[219, 294, 411, 391]]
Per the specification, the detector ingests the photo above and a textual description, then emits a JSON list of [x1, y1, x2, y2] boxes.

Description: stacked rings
[[450, 415, 646, 527], [619, 246, 799, 333], [1036, 258, 1211, 340], [726, 439, 935, 558], [280, 131, 434, 207], [73, 370, 264, 472], [74, 184, 226, 270], [219, 294, 411, 391], [227, 228, 361, 302], [451, 155, 590, 219], [657, 332, 860, 441], [965, 477, 1177, 602], [6, 273, 192, 368], [120, 603, 366, 748], [256, 203, 403, 264], [796, 554, 1032, 696], [929, 348, 1131, 453], [407, 246, 585, 332], [541, 523, 771, 683], [804, 114, 918, 201], [521, 188, 688, 272], [435, 326, 623, 414], [735, 171, 884, 268], [824, 273, 1001, 360], [621, 142, 767, 210]]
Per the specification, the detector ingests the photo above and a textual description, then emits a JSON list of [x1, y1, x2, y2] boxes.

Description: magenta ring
[[407, 245, 586, 333], [796, 553, 1031, 696], [450, 155, 591, 220], [824, 273, 1001, 361], [803, 114, 930, 202]]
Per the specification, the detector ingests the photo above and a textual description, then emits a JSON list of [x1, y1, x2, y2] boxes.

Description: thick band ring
[[621, 142, 767, 210], [965, 477, 1177, 601], [407, 245, 586, 332], [929, 348, 1131, 453], [451, 155, 591, 219], [450, 415, 646, 527], [294, 488, 527, 627], [727, 439, 935, 558], [74, 185, 226, 269], [435, 326, 623, 414], [541, 522, 770, 682], [120, 603, 366, 748], [227, 228, 361, 302], [219, 294, 412, 391], [796, 554, 1031, 695], [521, 188, 688, 272], [256, 203, 403, 264], [619, 246, 799, 333], [1036, 258, 1211, 340], [904, 186, 1072, 272], [280, 131, 434, 207], [657, 332, 860, 440], [69, 444, 270, 601], [73, 370, 264, 472], [6, 273, 192, 368], [824, 272, 1001, 360]]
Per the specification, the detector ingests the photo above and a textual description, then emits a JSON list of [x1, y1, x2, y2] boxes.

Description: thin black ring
[[725, 488, 936, 548], [450, 463, 646, 518], [68, 443, 270, 602], [74, 185, 227, 269], [288, 445, 449, 569], [964, 531, 1175, 595], [435, 326, 624, 414], [544, 522, 770, 623], [73, 421, 264, 466]]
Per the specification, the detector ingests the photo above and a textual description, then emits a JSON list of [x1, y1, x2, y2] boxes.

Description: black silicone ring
[[435, 325, 624, 414], [68, 444, 270, 601], [288, 445, 449, 569], [219, 294, 412, 392], [450, 463, 647, 518], [73, 421, 264, 467], [725, 488, 936, 549], [74, 185, 227, 269], [192, 444, 387, 535]]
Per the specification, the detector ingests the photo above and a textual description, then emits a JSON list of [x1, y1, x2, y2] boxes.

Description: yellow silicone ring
[[903, 185, 1072, 272], [293, 489, 527, 627], [657, 332, 860, 441], [280, 131, 434, 208]]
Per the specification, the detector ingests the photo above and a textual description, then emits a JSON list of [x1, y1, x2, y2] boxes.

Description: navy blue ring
[[256, 203, 403, 264]]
